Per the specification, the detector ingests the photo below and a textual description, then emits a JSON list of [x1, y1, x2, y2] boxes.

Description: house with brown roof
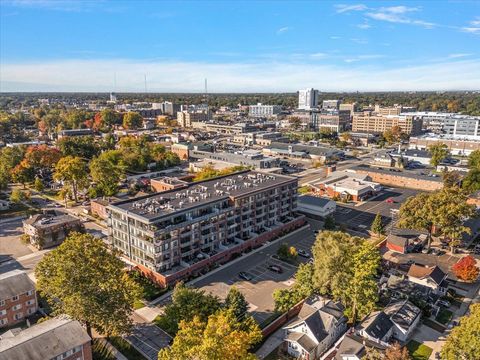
[[407, 264, 448, 295], [283, 297, 347, 359]]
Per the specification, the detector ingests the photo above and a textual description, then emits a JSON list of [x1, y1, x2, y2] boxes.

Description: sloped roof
[[360, 311, 394, 340], [384, 300, 421, 332], [286, 332, 318, 353], [386, 234, 408, 248], [407, 264, 446, 285], [335, 334, 387, 360], [0, 317, 91, 360], [0, 270, 35, 301]]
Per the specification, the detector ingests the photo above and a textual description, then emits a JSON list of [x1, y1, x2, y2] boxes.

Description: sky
[[0, 0, 479, 92]]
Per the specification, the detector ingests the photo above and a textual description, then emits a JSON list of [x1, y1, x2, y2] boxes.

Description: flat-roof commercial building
[[0, 317, 92, 360], [352, 113, 422, 135], [107, 171, 303, 286], [249, 103, 282, 118], [409, 135, 480, 156], [311, 110, 351, 133], [405, 112, 480, 138], [189, 149, 281, 170], [177, 111, 209, 127]]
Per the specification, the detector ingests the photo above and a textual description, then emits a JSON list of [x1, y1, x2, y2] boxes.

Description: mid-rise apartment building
[[107, 171, 302, 286], [177, 111, 209, 127], [311, 110, 351, 132], [352, 113, 422, 135], [249, 103, 282, 117], [404, 112, 480, 138], [298, 88, 319, 110], [0, 317, 92, 360], [374, 104, 404, 116], [0, 270, 37, 328]]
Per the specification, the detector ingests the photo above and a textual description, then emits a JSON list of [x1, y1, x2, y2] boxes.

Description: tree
[[122, 112, 143, 129], [288, 116, 301, 130], [35, 232, 140, 337], [398, 188, 475, 250], [224, 286, 249, 320], [385, 342, 411, 360], [273, 288, 303, 313], [158, 310, 261, 360], [428, 143, 449, 167], [277, 243, 297, 261], [34, 177, 44, 192], [0, 146, 25, 190], [89, 155, 124, 197], [156, 282, 221, 336], [442, 170, 461, 188], [467, 149, 480, 170], [371, 213, 384, 237], [342, 242, 381, 323], [11, 162, 34, 188], [462, 168, 480, 193], [57, 136, 100, 159], [442, 304, 480, 360], [53, 156, 89, 202], [10, 188, 25, 203], [452, 255, 479, 282], [273, 263, 315, 312], [323, 215, 336, 230]]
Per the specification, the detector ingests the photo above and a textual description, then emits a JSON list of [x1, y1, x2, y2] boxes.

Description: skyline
[[1, 0, 480, 92]]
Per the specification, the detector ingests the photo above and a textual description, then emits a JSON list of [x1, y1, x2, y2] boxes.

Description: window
[[26, 290, 34, 296], [26, 299, 35, 306], [13, 304, 22, 311], [12, 295, 19, 301], [14, 313, 23, 320], [0, 318, 7, 325], [0, 300, 5, 306], [0, 309, 6, 316]]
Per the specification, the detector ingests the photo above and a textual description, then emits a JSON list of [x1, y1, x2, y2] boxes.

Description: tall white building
[[298, 88, 319, 110]]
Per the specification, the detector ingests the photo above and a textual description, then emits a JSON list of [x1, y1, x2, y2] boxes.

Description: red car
[[385, 197, 395, 204]]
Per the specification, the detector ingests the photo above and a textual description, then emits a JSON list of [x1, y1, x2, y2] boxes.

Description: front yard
[[407, 340, 433, 360]]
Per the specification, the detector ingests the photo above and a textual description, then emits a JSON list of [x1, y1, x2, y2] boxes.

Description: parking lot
[[194, 221, 320, 324], [333, 187, 420, 232], [0, 217, 33, 264]]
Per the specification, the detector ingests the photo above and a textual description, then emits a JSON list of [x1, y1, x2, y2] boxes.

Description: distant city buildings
[[177, 110, 209, 127], [310, 110, 351, 133], [298, 88, 319, 110], [352, 112, 423, 135], [322, 99, 341, 110], [249, 103, 282, 117]]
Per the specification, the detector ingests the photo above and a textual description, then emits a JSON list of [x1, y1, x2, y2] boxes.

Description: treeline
[[2, 91, 479, 115]]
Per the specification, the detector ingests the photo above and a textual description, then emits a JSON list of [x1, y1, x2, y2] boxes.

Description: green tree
[[35, 232, 141, 337], [11, 162, 34, 188], [10, 188, 25, 203], [53, 156, 89, 202], [442, 170, 462, 188], [89, 155, 124, 197], [122, 112, 143, 129], [342, 242, 380, 323], [398, 188, 475, 250], [462, 168, 480, 193], [57, 136, 100, 159], [273, 288, 303, 313], [467, 149, 480, 170], [158, 310, 261, 360], [34, 177, 44, 192], [0, 146, 25, 190], [442, 304, 480, 360], [323, 215, 336, 230], [156, 282, 221, 336], [428, 143, 449, 167], [272, 263, 315, 312], [224, 286, 249, 320], [371, 213, 384, 237]]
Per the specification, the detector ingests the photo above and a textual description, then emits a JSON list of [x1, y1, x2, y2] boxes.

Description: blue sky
[[1, 0, 479, 92]]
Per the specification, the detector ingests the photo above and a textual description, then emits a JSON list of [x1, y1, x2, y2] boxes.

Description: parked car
[[431, 248, 441, 256], [267, 265, 283, 273], [422, 247, 430, 254], [297, 249, 311, 258], [437, 299, 451, 307], [238, 272, 253, 281], [385, 197, 395, 204]]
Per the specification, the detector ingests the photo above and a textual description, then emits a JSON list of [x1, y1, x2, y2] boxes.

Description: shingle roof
[[0, 270, 35, 301], [387, 234, 408, 248], [0, 317, 91, 360], [384, 300, 421, 332], [407, 264, 446, 285], [361, 312, 394, 340]]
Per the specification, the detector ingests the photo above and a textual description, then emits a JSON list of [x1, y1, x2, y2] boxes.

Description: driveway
[[411, 323, 445, 359]]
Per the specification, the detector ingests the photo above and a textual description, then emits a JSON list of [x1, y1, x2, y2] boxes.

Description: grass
[[435, 308, 453, 325], [92, 339, 115, 360], [133, 299, 145, 309], [407, 340, 433, 360], [107, 336, 146, 360], [129, 270, 168, 301]]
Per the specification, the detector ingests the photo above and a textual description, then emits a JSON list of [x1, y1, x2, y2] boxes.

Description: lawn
[[435, 308, 453, 325], [92, 339, 115, 360], [133, 299, 145, 310], [407, 340, 433, 360], [107, 336, 145, 360], [129, 270, 168, 301]]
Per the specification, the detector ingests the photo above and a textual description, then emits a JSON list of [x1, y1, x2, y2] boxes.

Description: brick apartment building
[[23, 214, 84, 249], [352, 112, 422, 135], [107, 170, 304, 286], [0, 317, 92, 360], [0, 270, 37, 328]]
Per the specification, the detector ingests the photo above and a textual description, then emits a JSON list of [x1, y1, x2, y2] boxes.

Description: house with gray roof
[[283, 297, 347, 359], [0, 317, 92, 360]]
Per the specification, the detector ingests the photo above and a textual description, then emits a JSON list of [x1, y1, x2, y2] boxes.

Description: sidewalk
[[255, 325, 285, 359]]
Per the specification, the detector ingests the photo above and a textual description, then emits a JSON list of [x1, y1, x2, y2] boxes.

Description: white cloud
[[448, 53, 472, 59], [357, 22, 371, 29], [2, 58, 479, 92], [276, 26, 290, 35], [378, 6, 418, 14], [461, 18, 480, 34], [335, 4, 367, 14]]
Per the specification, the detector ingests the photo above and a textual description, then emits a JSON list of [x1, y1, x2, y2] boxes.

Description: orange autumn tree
[[452, 255, 479, 282]]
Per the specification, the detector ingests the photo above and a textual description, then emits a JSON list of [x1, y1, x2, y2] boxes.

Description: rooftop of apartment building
[[0, 317, 90, 360], [401, 111, 480, 120], [267, 141, 343, 156], [109, 170, 295, 221], [351, 164, 443, 182]]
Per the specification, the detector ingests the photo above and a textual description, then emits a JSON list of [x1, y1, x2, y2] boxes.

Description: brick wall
[[0, 291, 37, 328]]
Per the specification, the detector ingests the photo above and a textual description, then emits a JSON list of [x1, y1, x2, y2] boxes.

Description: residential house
[[357, 312, 394, 346], [23, 214, 84, 249], [335, 334, 387, 360], [0, 270, 37, 328], [386, 233, 427, 254], [383, 300, 422, 342], [283, 297, 347, 359], [407, 264, 448, 295], [0, 317, 92, 360]]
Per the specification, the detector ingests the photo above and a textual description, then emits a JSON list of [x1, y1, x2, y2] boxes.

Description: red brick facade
[[133, 216, 306, 287], [0, 290, 37, 328]]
